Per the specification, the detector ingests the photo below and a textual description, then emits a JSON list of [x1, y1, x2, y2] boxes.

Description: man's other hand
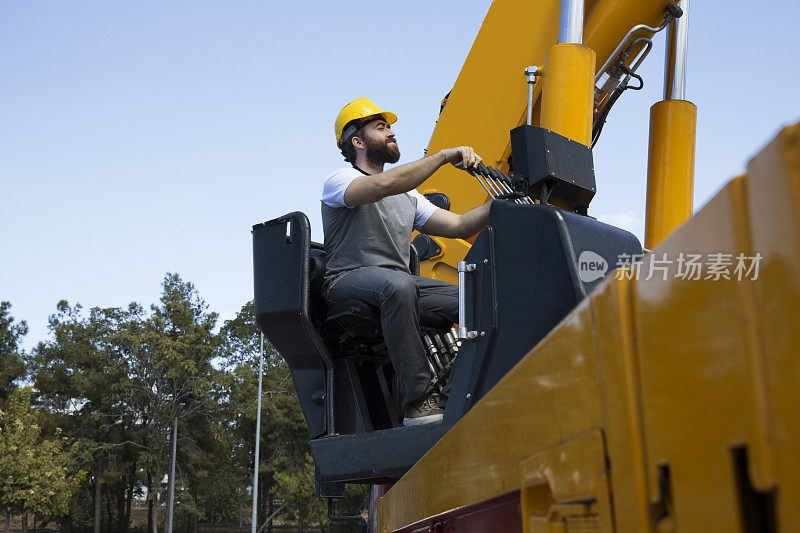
[[441, 146, 482, 170]]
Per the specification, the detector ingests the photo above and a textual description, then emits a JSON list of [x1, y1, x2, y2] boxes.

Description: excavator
[[253, 0, 799, 531]]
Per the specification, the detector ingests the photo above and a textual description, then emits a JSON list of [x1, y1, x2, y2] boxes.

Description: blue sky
[[3, 1, 799, 351]]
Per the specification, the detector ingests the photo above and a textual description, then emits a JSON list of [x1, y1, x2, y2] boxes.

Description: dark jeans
[[324, 266, 458, 412]]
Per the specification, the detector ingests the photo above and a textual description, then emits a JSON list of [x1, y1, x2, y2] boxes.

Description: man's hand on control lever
[[417, 146, 492, 240], [440, 146, 482, 170]]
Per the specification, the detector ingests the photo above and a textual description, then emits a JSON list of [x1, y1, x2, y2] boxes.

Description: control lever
[[469, 163, 531, 205], [433, 334, 452, 376], [488, 167, 525, 204], [426, 360, 443, 392], [449, 326, 462, 350], [444, 331, 460, 359], [440, 336, 454, 366], [423, 334, 446, 392]]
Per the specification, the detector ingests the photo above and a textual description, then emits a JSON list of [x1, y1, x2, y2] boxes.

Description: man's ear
[[351, 135, 365, 150]]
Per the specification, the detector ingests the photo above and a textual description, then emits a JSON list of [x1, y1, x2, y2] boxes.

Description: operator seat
[[309, 244, 385, 347], [311, 233, 423, 347], [308, 248, 381, 345], [253, 212, 450, 487], [253, 211, 445, 429]]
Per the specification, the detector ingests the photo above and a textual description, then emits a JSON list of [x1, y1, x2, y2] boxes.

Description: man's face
[[358, 119, 400, 164]]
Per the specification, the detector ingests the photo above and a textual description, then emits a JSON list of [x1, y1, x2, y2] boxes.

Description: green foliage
[[219, 301, 336, 526], [14, 276, 369, 530], [0, 301, 28, 405], [28, 273, 226, 532], [0, 387, 88, 518], [272, 453, 325, 525], [29, 299, 145, 531]]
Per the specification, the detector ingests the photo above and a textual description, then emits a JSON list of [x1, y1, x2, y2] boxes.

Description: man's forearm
[[345, 146, 480, 207], [376, 151, 448, 196], [457, 200, 491, 239]]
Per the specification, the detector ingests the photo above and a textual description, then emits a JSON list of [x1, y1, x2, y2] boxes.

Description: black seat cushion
[[325, 300, 381, 333], [312, 243, 434, 345], [307, 248, 382, 342]]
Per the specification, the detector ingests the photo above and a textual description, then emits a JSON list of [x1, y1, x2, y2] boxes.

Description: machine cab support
[[252, 128, 642, 488]]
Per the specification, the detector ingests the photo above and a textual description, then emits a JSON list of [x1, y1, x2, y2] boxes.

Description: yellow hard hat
[[334, 97, 397, 147]]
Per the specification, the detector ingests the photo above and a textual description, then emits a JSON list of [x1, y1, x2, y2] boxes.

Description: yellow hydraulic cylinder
[[644, 99, 697, 248], [540, 43, 596, 147]]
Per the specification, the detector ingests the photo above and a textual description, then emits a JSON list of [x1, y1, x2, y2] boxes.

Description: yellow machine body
[[381, 121, 800, 533], [377, 0, 800, 530]]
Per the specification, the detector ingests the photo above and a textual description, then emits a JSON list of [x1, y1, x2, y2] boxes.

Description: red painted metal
[[368, 484, 393, 532], [388, 491, 522, 533]]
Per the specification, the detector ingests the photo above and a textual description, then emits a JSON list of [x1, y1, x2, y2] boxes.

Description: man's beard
[[365, 135, 400, 165]]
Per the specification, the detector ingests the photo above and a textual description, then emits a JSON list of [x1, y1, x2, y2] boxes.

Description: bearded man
[[321, 97, 490, 425]]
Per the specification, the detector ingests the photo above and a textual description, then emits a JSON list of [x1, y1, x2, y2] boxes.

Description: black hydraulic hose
[[592, 55, 646, 148], [593, 32, 652, 149], [592, 85, 625, 148], [619, 63, 644, 91]]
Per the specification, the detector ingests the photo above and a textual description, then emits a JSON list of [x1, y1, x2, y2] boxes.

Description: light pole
[[165, 403, 182, 533], [251, 333, 265, 533]]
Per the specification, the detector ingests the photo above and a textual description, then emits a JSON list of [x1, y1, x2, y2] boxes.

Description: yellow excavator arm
[[417, 0, 677, 283]]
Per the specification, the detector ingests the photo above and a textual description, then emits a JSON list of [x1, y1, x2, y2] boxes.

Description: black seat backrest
[[253, 213, 407, 439], [308, 247, 330, 335], [309, 247, 327, 296], [252, 212, 331, 438]]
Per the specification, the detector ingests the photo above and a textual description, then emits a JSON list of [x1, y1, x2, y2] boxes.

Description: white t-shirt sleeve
[[321, 167, 362, 208], [408, 190, 439, 230]]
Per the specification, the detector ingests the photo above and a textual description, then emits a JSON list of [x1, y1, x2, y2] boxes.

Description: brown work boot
[[403, 393, 444, 426]]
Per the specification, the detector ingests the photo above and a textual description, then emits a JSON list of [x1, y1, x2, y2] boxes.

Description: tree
[[29, 301, 142, 533], [28, 274, 229, 533], [0, 388, 88, 528], [19, 275, 363, 532], [0, 301, 28, 406], [132, 273, 221, 533], [219, 302, 368, 530]]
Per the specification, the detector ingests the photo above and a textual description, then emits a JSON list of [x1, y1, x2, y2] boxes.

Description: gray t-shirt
[[320, 167, 438, 293]]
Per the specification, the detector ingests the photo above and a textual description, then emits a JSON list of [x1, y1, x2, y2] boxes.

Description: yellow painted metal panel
[[634, 176, 769, 532], [521, 430, 614, 532], [589, 278, 652, 532], [381, 115, 800, 531], [418, 0, 675, 279], [644, 99, 697, 249], [379, 298, 603, 532], [744, 122, 800, 532], [540, 44, 596, 146]]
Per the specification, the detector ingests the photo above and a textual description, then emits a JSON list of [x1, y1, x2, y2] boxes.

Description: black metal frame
[[253, 200, 642, 487], [510, 125, 596, 212], [253, 212, 334, 437], [445, 201, 642, 420]]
